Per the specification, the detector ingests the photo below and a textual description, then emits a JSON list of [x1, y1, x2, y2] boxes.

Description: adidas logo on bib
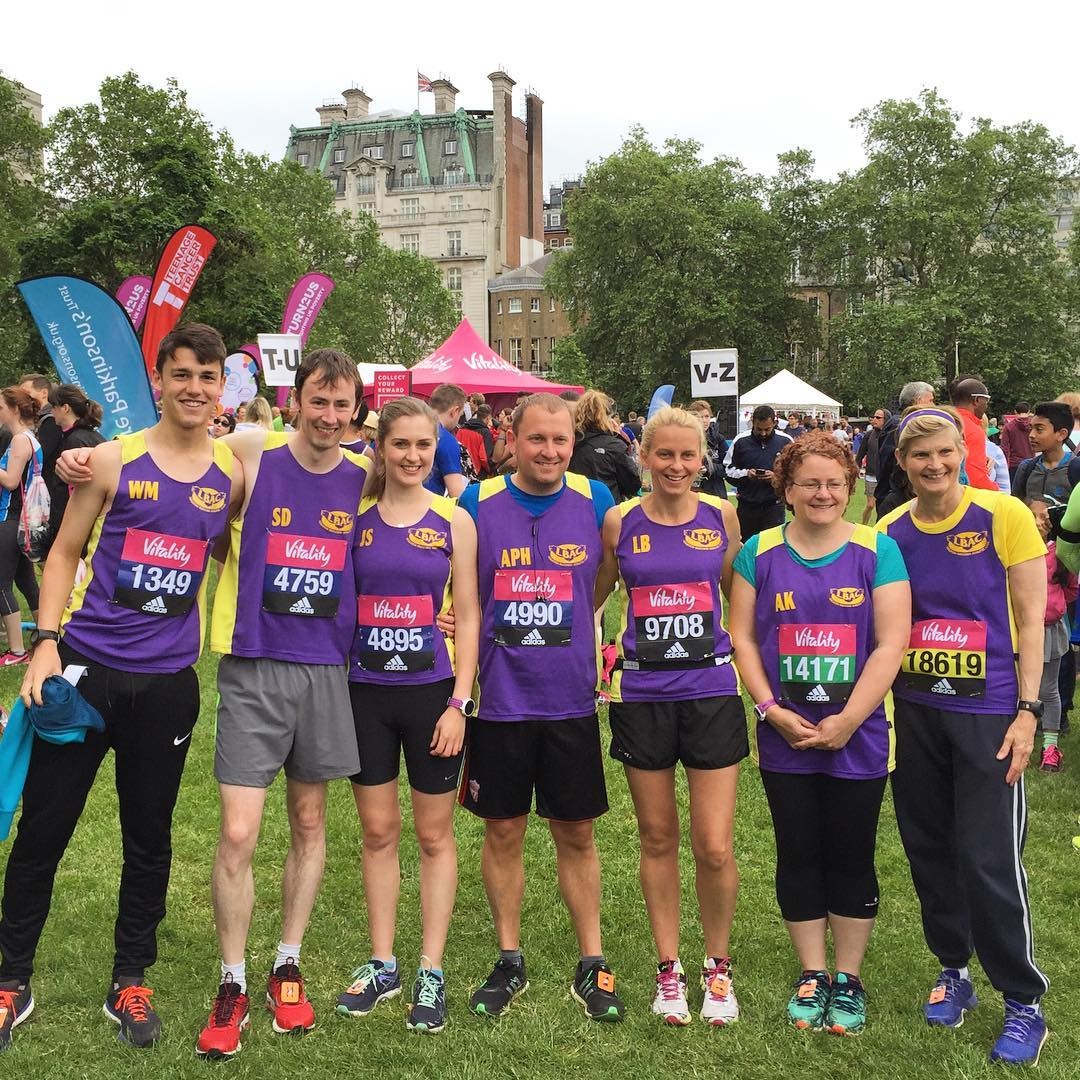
[[383, 654, 408, 672], [931, 678, 956, 695], [141, 595, 168, 614], [806, 684, 830, 702], [289, 596, 316, 615], [664, 641, 690, 660], [521, 628, 546, 646]]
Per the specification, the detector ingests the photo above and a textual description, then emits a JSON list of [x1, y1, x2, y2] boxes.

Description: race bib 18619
[[493, 569, 573, 647], [901, 619, 987, 698], [778, 623, 857, 705], [262, 532, 347, 617], [113, 528, 210, 617]]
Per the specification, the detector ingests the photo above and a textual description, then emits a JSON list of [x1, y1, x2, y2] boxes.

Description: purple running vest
[[62, 432, 232, 673], [612, 495, 737, 703], [753, 524, 891, 779], [349, 496, 455, 685], [211, 434, 369, 665], [881, 491, 1019, 714], [475, 473, 600, 721]]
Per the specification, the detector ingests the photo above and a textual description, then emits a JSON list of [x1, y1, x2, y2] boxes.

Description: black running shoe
[[571, 961, 625, 1022], [0, 979, 34, 1052], [469, 956, 528, 1017], [407, 964, 447, 1034], [103, 981, 162, 1047]]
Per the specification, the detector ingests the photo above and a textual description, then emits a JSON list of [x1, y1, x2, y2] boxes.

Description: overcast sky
[[7, 1, 1080, 192]]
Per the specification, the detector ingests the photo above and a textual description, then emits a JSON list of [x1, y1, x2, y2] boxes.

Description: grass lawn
[[0, 488, 1078, 1077]]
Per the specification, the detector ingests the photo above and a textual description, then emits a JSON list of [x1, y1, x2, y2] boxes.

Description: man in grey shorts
[[197, 351, 371, 1058]]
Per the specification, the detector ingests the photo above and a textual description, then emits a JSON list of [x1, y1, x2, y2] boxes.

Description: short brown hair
[[511, 392, 574, 434], [429, 383, 466, 412], [295, 347, 363, 406], [19, 373, 51, 393], [771, 429, 858, 502], [156, 323, 226, 374]]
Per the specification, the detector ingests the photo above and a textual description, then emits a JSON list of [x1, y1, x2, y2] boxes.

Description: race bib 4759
[[262, 532, 347, 617]]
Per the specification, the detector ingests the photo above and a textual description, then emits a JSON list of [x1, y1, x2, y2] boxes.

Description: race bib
[[493, 569, 572, 647], [262, 532, 347, 617], [113, 529, 210, 617], [630, 581, 714, 664], [356, 594, 435, 674], [901, 619, 987, 698], [778, 623, 857, 705]]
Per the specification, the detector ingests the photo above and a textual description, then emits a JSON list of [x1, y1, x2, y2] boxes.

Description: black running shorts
[[608, 695, 749, 771]]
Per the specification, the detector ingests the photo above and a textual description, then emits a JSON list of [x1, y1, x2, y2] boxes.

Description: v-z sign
[[689, 349, 739, 398]]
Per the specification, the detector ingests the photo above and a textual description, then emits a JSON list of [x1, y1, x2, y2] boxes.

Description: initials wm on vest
[[500, 547, 531, 567], [632, 534, 651, 554], [127, 480, 159, 500], [775, 591, 796, 612]]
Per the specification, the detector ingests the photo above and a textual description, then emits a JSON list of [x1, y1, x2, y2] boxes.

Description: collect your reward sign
[[257, 333, 303, 387], [690, 349, 739, 398]]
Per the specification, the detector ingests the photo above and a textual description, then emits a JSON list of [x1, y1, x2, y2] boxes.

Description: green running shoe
[[787, 970, 831, 1030], [826, 972, 866, 1036]]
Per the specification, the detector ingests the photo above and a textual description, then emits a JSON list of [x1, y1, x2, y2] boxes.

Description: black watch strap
[[1016, 698, 1044, 718], [30, 629, 60, 646]]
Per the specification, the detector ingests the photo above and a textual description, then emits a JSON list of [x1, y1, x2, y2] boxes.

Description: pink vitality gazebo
[[409, 318, 583, 405]]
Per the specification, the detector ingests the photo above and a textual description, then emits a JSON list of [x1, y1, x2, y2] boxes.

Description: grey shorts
[[864, 477, 878, 496], [215, 655, 360, 787]]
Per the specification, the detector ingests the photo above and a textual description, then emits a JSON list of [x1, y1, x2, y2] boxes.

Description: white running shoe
[[701, 958, 739, 1025], [651, 960, 691, 1026]]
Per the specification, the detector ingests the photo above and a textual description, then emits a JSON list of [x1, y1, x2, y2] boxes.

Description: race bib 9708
[[630, 581, 714, 664]]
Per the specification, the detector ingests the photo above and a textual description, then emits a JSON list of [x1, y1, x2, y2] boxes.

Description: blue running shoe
[[925, 969, 977, 1028], [336, 961, 401, 1017], [989, 1000, 1047, 1066], [407, 962, 447, 1034]]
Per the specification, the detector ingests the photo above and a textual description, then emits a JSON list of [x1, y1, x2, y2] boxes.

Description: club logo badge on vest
[[548, 543, 587, 567], [945, 530, 989, 556], [189, 485, 226, 513], [829, 587, 866, 607], [683, 528, 723, 551], [407, 527, 448, 550], [319, 509, 355, 535]]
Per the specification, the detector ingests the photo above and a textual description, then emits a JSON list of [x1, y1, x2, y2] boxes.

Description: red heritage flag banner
[[140, 225, 217, 376]]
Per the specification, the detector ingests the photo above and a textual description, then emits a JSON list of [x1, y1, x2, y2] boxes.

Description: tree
[[548, 333, 589, 388], [545, 129, 803, 407]]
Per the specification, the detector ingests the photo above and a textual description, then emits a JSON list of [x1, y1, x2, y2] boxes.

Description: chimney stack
[[317, 102, 346, 126], [526, 93, 544, 242], [342, 87, 372, 120], [430, 79, 459, 115]]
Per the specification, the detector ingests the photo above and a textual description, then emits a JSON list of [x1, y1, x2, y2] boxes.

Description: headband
[[896, 408, 963, 436]]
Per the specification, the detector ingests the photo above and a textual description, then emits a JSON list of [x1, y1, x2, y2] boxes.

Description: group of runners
[[0, 325, 1054, 1067]]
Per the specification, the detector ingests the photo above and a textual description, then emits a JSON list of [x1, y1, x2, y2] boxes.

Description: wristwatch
[[29, 628, 60, 648], [754, 697, 778, 721], [447, 695, 477, 717], [1016, 698, 1044, 719]]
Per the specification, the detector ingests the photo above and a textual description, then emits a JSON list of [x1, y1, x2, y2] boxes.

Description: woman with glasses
[[729, 430, 910, 1035]]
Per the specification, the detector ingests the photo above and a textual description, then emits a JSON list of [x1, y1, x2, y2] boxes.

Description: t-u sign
[[690, 349, 739, 398], [257, 333, 304, 387]]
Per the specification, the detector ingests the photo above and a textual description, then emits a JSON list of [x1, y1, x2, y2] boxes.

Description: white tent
[[739, 368, 841, 414]]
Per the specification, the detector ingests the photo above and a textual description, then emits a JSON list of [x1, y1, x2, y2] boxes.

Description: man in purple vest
[[457, 393, 625, 1022]]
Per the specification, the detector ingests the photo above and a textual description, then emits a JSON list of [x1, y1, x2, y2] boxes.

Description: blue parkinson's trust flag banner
[[17, 275, 158, 439]]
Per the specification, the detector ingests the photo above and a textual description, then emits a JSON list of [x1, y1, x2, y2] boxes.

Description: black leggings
[[760, 770, 887, 922], [0, 519, 37, 618]]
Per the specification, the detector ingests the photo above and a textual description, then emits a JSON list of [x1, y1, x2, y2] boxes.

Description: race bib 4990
[[493, 569, 573, 647]]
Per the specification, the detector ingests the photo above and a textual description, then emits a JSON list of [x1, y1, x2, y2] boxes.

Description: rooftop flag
[[418, 72, 433, 93]]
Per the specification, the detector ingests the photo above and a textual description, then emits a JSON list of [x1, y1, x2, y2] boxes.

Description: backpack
[[1013, 454, 1080, 504], [18, 433, 51, 562]]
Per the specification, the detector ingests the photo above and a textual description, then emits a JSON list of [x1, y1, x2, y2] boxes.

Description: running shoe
[[1039, 745, 1063, 772], [407, 962, 447, 1034], [651, 960, 691, 1026], [266, 959, 314, 1034], [700, 957, 739, 1026], [469, 956, 528, 1018], [0, 980, 33, 1053], [103, 981, 161, 1047], [196, 977, 249, 1059], [0, 652, 28, 667], [989, 1000, 1048, 1066], [336, 960, 401, 1017], [924, 968, 977, 1028], [787, 970, 831, 1030], [826, 972, 866, 1035], [571, 960, 625, 1022]]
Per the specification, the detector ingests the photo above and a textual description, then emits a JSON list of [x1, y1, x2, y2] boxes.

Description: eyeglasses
[[791, 480, 848, 492], [212, 417, 230, 426]]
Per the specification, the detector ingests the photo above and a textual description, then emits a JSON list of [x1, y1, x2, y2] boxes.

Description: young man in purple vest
[[1, 324, 241, 1052], [456, 393, 626, 1022]]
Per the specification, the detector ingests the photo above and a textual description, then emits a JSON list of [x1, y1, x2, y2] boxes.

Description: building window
[[359, 201, 376, 216], [444, 166, 464, 185], [449, 195, 464, 212], [333, 147, 345, 164], [530, 338, 540, 365], [401, 142, 414, 158], [447, 268, 462, 291], [401, 197, 420, 219], [546, 211, 561, 227], [496, 299, 502, 315], [494, 340, 502, 356], [366, 145, 384, 160], [447, 230, 462, 256], [357, 174, 375, 195], [508, 298, 522, 314], [402, 169, 419, 189], [401, 233, 420, 254], [335, 175, 345, 197], [444, 139, 458, 155], [549, 337, 556, 357], [297, 152, 310, 167], [807, 296, 820, 315], [509, 338, 522, 366], [530, 297, 540, 313], [549, 296, 556, 312]]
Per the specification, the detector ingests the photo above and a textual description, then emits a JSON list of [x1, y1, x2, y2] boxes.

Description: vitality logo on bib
[[189, 485, 227, 513], [319, 510, 355, 535], [946, 530, 989, 556]]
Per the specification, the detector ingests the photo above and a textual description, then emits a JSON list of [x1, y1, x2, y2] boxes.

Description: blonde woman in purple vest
[[729, 431, 910, 1036], [594, 406, 746, 1027]]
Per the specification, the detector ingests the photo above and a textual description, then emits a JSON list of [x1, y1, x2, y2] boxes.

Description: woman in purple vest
[[335, 397, 480, 1035], [729, 430, 910, 1036], [595, 406, 746, 1027], [878, 407, 1050, 1066]]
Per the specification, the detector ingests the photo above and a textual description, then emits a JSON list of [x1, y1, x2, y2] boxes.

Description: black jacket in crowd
[[723, 428, 793, 506], [569, 428, 641, 503]]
